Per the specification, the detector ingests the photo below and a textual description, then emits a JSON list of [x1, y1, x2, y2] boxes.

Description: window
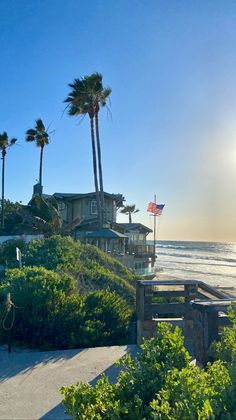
[[58, 202, 65, 211], [90, 200, 98, 215]]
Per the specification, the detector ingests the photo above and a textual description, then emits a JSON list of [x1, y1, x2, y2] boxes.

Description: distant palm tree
[[0, 133, 17, 229], [25, 119, 50, 195], [64, 73, 111, 227], [120, 204, 139, 223]]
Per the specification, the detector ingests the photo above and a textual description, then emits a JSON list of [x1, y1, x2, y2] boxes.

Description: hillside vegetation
[[0, 236, 137, 349], [23, 235, 136, 303]]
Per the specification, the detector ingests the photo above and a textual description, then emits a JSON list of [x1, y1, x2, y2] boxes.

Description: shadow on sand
[[0, 345, 88, 383]]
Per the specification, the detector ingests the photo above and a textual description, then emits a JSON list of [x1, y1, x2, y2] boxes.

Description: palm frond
[[35, 118, 45, 132], [65, 72, 111, 120], [25, 135, 35, 142], [25, 119, 50, 147], [120, 204, 139, 214], [0, 132, 17, 150], [10, 138, 17, 146], [26, 128, 37, 136]]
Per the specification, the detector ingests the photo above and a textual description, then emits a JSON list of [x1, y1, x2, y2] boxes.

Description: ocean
[[155, 241, 236, 289]]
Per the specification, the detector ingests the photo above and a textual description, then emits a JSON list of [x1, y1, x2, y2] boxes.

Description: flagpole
[[153, 194, 156, 252]]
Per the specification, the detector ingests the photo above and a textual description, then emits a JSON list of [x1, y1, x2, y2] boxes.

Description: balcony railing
[[128, 244, 155, 256], [134, 266, 156, 277]]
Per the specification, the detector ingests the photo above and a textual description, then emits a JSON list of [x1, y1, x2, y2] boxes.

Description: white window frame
[[90, 200, 98, 215]]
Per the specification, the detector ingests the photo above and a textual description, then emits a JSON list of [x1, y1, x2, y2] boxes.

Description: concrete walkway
[[0, 344, 137, 420]]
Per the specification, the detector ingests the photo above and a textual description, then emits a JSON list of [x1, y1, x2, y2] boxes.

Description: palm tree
[[25, 119, 49, 195], [64, 73, 111, 227], [87, 73, 111, 224], [64, 76, 100, 225], [120, 204, 139, 223], [0, 133, 17, 229]]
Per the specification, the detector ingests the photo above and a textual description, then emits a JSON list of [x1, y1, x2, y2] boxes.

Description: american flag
[[147, 202, 165, 216]]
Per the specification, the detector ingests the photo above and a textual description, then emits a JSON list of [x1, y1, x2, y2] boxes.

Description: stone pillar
[[193, 309, 219, 365], [136, 283, 144, 345], [184, 284, 198, 339], [193, 310, 206, 365]]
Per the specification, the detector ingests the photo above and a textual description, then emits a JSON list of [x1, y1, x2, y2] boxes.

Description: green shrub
[[209, 303, 236, 416], [149, 361, 231, 419], [0, 266, 79, 348], [82, 261, 135, 305], [210, 303, 236, 363], [22, 235, 80, 272], [61, 323, 190, 419], [0, 239, 26, 268], [0, 266, 132, 349], [83, 290, 132, 346], [61, 375, 118, 420], [21, 235, 136, 304]]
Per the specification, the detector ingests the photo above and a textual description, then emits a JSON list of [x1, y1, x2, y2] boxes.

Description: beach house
[[53, 191, 156, 277]]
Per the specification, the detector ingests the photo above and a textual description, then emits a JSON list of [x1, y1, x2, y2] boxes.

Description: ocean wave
[[157, 265, 236, 280], [157, 251, 236, 264], [156, 244, 187, 250], [156, 258, 236, 269], [154, 241, 236, 285], [156, 242, 235, 254]]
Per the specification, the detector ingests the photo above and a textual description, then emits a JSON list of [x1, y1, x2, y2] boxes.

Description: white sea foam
[[154, 241, 236, 288]]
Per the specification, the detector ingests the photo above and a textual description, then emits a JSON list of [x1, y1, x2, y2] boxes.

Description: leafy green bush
[[0, 266, 78, 348], [0, 267, 132, 349], [22, 235, 80, 271], [210, 303, 236, 363], [149, 361, 231, 419], [61, 324, 190, 419], [0, 199, 22, 234], [0, 238, 26, 269], [209, 303, 236, 416], [83, 290, 132, 346]]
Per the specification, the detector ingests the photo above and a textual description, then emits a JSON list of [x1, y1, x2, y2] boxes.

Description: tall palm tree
[[120, 204, 139, 223], [64, 73, 111, 227], [0, 133, 17, 229], [64, 76, 101, 226], [25, 119, 49, 195], [84, 73, 111, 224]]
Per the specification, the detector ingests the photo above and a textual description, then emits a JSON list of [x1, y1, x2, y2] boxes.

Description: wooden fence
[[136, 280, 236, 364]]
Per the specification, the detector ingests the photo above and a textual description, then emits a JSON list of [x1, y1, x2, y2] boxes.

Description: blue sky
[[1, 0, 236, 241]]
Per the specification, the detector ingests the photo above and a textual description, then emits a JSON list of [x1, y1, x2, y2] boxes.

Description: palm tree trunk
[[1, 150, 5, 229], [129, 212, 132, 224], [90, 116, 102, 228], [95, 111, 105, 225], [39, 146, 44, 193]]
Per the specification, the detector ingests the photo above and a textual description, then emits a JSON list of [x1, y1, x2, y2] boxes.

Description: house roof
[[53, 192, 124, 206], [86, 228, 128, 239], [115, 223, 153, 233]]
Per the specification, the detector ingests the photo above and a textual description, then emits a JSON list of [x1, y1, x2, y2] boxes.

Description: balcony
[[128, 244, 155, 256]]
